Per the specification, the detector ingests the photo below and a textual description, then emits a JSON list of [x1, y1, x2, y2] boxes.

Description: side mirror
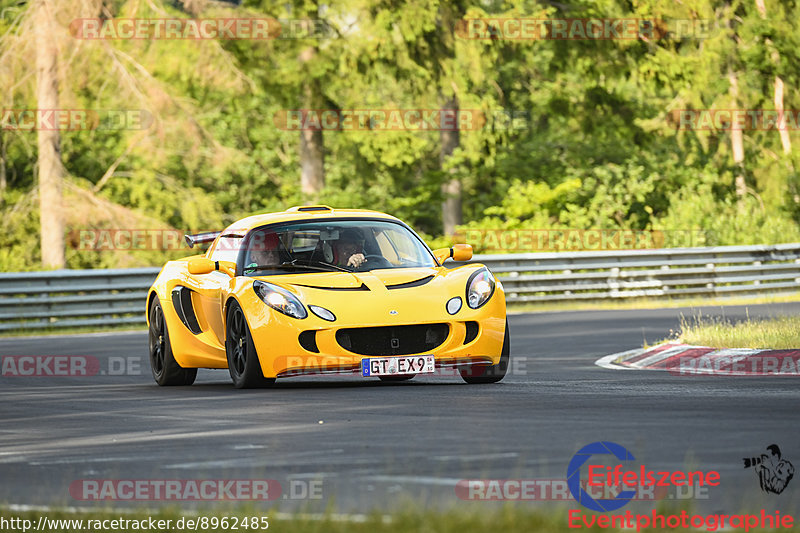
[[451, 243, 473, 262], [188, 257, 237, 277], [433, 243, 473, 264], [188, 257, 215, 275]]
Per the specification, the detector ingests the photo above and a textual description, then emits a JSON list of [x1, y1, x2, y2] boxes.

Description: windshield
[[242, 219, 436, 275]]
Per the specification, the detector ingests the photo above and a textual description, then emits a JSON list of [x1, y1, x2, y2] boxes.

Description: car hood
[[254, 267, 439, 291]]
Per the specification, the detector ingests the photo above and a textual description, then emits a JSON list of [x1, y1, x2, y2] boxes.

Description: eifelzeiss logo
[[567, 441, 636, 512]]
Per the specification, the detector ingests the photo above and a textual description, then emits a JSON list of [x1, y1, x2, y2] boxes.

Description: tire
[[379, 374, 415, 382], [225, 301, 275, 389], [460, 321, 510, 384], [148, 297, 197, 386]]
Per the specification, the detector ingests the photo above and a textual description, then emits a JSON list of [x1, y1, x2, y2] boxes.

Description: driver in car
[[334, 229, 367, 269]]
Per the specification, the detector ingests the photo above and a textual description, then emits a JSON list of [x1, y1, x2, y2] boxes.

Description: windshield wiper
[[245, 260, 350, 273], [245, 263, 325, 273]]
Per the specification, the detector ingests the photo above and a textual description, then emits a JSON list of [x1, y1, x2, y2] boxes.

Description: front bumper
[[239, 284, 507, 379], [273, 321, 500, 378]]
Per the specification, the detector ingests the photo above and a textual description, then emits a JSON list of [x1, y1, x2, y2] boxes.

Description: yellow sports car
[[146, 206, 508, 388]]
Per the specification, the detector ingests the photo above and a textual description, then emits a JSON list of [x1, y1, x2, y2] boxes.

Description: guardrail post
[[608, 267, 620, 298], [706, 262, 716, 295]]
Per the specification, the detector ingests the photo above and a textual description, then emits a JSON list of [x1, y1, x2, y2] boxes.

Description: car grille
[[336, 324, 449, 356], [464, 321, 479, 344], [298, 331, 319, 353]]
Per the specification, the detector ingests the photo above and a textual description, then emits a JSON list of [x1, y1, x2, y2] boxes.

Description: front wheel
[[148, 298, 197, 386], [225, 301, 275, 389], [460, 321, 510, 384]]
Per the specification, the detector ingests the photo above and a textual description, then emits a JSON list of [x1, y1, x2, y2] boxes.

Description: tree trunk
[[35, 0, 66, 269], [728, 71, 747, 202], [437, 1, 462, 237], [0, 131, 7, 206], [299, 127, 324, 197], [299, 53, 324, 199], [440, 95, 461, 236], [774, 75, 792, 155], [755, 0, 792, 155]]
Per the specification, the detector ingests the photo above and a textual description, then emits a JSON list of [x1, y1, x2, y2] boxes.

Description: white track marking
[[165, 449, 347, 469], [628, 344, 703, 369], [432, 452, 518, 461], [359, 475, 465, 486], [594, 347, 647, 370]]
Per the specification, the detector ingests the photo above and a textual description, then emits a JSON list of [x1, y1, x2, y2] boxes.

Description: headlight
[[446, 296, 462, 315], [466, 268, 495, 309], [253, 280, 307, 319], [309, 304, 336, 322]]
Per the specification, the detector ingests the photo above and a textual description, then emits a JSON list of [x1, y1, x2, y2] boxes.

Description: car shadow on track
[[184, 378, 467, 390]]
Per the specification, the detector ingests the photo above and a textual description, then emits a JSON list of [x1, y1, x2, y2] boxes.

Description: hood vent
[[385, 275, 434, 290], [290, 282, 370, 291]]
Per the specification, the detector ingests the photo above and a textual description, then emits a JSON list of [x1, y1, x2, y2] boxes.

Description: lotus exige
[[146, 205, 508, 388]]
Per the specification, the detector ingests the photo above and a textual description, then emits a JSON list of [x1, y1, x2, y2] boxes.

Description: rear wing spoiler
[[184, 231, 220, 249]]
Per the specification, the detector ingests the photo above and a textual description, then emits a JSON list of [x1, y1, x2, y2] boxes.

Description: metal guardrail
[[0, 243, 798, 332], [472, 243, 800, 303], [0, 267, 159, 332]]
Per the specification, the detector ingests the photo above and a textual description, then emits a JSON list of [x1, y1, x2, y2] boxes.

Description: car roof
[[222, 206, 401, 235]]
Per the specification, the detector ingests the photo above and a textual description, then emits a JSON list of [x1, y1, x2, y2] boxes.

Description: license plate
[[361, 355, 435, 377]]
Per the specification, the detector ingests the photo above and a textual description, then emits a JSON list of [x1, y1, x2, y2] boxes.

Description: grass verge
[[676, 314, 800, 349], [510, 292, 800, 314]]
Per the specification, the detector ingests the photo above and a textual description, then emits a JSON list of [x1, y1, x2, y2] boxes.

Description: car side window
[[209, 236, 243, 263]]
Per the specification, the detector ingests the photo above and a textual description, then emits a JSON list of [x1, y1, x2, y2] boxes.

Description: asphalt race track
[[2, 303, 799, 515]]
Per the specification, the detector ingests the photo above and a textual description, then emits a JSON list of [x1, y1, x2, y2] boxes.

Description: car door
[[190, 234, 243, 348]]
